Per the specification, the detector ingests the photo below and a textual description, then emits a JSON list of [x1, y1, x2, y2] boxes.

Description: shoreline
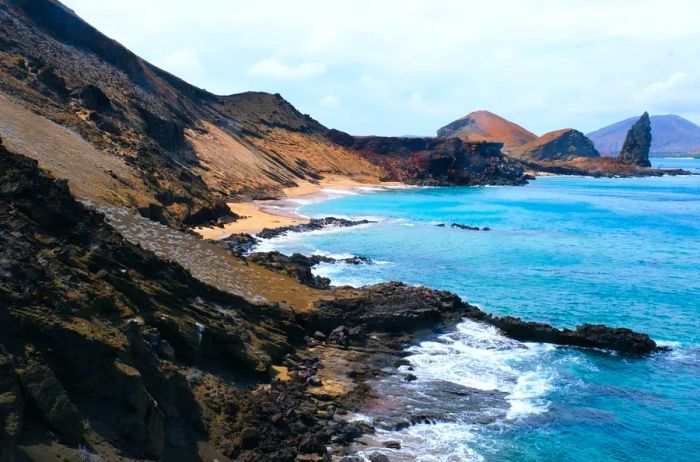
[[193, 175, 404, 239]]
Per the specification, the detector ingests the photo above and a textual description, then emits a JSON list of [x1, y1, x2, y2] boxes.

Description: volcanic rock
[[618, 112, 652, 167], [326, 133, 529, 186], [513, 128, 600, 161]]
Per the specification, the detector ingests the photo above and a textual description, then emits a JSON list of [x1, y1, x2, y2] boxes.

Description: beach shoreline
[[193, 175, 403, 239]]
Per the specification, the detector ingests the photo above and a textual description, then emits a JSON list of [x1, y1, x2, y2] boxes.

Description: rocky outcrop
[[436, 110, 537, 152], [0, 145, 308, 460], [257, 217, 374, 239], [311, 282, 660, 354], [618, 112, 652, 167], [483, 317, 658, 354], [326, 131, 529, 186], [513, 128, 600, 161], [247, 252, 372, 289]]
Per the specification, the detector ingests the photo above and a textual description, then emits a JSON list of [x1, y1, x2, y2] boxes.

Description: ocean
[[259, 158, 700, 461]]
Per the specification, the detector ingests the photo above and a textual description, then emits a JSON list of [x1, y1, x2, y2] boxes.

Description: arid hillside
[[437, 110, 537, 152], [0, 0, 381, 228]]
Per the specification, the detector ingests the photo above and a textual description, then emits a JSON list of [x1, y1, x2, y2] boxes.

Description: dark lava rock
[[618, 112, 652, 167], [18, 364, 85, 442], [328, 326, 350, 346], [485, 317, 659, 354], [451, 223, 481, 231], [513, 128, 600, 161], [248, 252, 332, 289], [221, 233, 260, 256], [257, 217, 373, 239], [327, 132, 529, 186], [369, 452, 391, 462], [183, 201, 239, 227], [245, 251, 372, 288]]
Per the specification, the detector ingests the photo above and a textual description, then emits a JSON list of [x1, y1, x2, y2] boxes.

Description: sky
[[61, 0, 700, 136]]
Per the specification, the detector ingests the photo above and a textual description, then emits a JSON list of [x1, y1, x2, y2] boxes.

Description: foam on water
[[403, 320, 554, 419]]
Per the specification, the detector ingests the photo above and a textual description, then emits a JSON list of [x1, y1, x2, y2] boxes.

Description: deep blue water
[[264, 158, 700, 461]]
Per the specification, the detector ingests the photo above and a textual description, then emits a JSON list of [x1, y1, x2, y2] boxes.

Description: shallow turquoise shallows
[[265, 158, 700, 462]]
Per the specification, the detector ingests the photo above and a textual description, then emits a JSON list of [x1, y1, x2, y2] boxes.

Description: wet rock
[[369, 452, 390, 462], [403, 374, 417, 382], [618, 112, 652, 167], [313, 331, 327, 341], [383, 440, 401, 449], [485, 317, 659, 354], [309, 282, 481, 334], [257, 217, 374, 239], [340, 456, 363, 462], [451, 223, 481, 231], [18, 364, 84, 442]]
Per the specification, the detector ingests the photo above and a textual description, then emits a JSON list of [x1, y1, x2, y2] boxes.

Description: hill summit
[[437, 110, 537, 152]]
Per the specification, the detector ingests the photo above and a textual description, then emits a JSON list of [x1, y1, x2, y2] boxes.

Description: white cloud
[[62, 0, 700, 134], [248, 58, 326, 79], [320, 94, 340, 108]]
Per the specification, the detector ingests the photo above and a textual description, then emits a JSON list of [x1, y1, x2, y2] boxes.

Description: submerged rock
[[618, 112, 652, 167]]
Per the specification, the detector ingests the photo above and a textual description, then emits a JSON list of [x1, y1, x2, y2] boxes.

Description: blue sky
[[62, 0, 700, 136]]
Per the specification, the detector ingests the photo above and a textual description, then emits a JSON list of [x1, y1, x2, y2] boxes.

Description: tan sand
[[193, 176, 402, 240]]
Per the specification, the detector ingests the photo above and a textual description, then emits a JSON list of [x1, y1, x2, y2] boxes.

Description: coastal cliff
[[327, 130, 529, 185], [1, 138, 661, 460]]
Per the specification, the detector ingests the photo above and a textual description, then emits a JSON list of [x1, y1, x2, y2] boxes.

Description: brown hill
[[0, 0, 381, 228], [512, 128, 599, 161], [437, 110, 537, 151]]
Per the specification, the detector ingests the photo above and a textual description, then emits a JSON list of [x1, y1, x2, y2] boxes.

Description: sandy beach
[[193, 175, 402, 240]]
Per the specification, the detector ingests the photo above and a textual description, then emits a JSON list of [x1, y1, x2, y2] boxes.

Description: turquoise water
[[265, 158, 700, 461]]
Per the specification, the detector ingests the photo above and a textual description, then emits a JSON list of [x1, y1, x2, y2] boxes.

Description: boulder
[[18, 364, 84, 442]]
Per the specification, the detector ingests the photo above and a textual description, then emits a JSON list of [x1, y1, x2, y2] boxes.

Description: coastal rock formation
[[483, 317, 659, 354], [512, 128, 600, 161], [327, 131, 529, 186], [312, 282, 660, 354], [617, 112, 652, 167], [588, 113, 700, 156], [247, 252, 372, 289], [436, 110, 537, 152], [257, 217, 374, 239], [0, 142, 663, 459]]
